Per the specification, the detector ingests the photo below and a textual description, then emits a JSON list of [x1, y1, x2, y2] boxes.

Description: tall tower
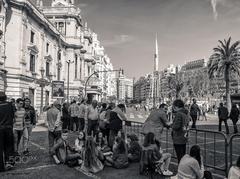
[[154, 34, 159, 72]]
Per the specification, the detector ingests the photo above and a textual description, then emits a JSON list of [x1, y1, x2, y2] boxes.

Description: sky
[[38, 0, 240, 79]]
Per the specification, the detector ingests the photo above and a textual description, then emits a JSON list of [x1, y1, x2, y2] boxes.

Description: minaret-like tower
[[154, 34, 159, 72]]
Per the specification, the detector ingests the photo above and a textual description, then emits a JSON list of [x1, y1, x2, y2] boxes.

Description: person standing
[[78, 100, 86, 131], [108, 104, 127, 148], [142, 103, 170, 143], [85, 100, 99, 136], [229, 104, 239, 134], [190, 99, 201, 129], [62, 102, 70, 130], [46, 101, 62, 153], [172, 99, 190, 163], [0, 92, 15, 171], [13, 98, 25, 155], [68, 100, 79, 132], [218, 103, 229, 134], [23, 98, 36, 155]]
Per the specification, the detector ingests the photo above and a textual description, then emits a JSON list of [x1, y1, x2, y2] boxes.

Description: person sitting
[[50, 130, 81, 167], [81, 136, 104, 173], [228, 156, 240, 179], [105, 137, 129, 169], [95, 131, 111, 154], [74, 131, 86, 157], [126, 134, 142, 162], [178, 145, 212, 179], [140, 132, 173, 176]]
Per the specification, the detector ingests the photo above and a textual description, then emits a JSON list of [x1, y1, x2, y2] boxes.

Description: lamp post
[[36, 67, 49, 114], [66, 60, 74, 103], [84, 69, 123, 102]]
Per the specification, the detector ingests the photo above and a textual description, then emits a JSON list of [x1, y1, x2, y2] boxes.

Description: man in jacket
[[190, 98, 201, 129], [47, 100, 62, 153], [172, 99, 190, 163], [218, 103, 229, 134], [142, 103, 170, 143], [0, 92, 15, 171], [23, 98, 36, 155]]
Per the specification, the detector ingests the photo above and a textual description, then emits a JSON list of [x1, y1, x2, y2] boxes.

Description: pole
[[67, 61, 70, 103], [40, 85, 43, 113]]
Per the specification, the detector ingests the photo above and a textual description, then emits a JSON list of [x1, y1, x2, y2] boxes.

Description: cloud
[[102, 35, 133, 47], [210, 0, 225, 20]]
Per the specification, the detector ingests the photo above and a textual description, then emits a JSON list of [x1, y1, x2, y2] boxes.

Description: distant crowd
[[0, 91, 240, 178]]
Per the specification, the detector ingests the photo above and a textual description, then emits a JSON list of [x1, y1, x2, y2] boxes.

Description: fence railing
[[229, 134, 240, 170], [124, 120, 239, 177]]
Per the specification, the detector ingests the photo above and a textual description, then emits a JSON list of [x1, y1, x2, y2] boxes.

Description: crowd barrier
[[124, 120, 240, 177]]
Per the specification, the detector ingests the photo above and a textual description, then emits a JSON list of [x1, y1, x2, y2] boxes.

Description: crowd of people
[[1, 90, 240, 179]]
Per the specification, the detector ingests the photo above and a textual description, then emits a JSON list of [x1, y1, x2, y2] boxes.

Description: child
[[95, 131, 111, 154], [140, 132, 173, 176], [50, 130, 81, 166], [126, 134, 142, 162], [74, 131, 85, 155], [81, 136, 104, 173], [105, 137, 129, 169]]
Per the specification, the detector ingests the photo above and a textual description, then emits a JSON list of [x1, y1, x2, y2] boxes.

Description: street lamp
[[36, 67, 50, 114], [84, 71, 99, 100], [66, 60, 74, 103]]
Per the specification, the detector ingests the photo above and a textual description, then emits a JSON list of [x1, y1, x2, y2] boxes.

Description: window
[[58, 22, 64, 34], [79, 59, 82, 79], [46, 43, 49, 53], [46, 62, 50, 77], [75, 54, 78, 79], [30, 31, 35, 43], [30, 54, 35, 72]]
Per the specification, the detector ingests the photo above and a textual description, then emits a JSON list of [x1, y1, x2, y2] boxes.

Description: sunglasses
[[19, 103, 23, 105]]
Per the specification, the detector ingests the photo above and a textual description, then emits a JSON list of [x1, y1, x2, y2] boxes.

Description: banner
[[52, 81, 64, 98]]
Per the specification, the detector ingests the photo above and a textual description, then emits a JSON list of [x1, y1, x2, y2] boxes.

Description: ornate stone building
[[2, 0, 116, 110]]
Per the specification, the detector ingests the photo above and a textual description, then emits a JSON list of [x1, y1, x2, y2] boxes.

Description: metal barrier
[[124, 120, 230, 177], [229, 134, 240, 170]]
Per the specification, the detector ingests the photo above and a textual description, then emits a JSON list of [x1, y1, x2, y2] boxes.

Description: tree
[[168, 75, 184, 99], [208, 37, 240, 111]]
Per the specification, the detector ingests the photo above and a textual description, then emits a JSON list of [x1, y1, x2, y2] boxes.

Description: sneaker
[[78, 159, 83, 165], [162, 170, 173, 176], [53, 155, 60, 164]]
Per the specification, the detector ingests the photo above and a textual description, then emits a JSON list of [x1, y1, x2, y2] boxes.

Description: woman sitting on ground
[[126, 134, 142, 162], [105, 137, 129, 169], [74, 131, 86, 156], [140, 132, 172, 176], [81, 136, 104, 173], [178, 145, 212, 179], [228, 156, 240, 179], [95, 131, 111, 154]]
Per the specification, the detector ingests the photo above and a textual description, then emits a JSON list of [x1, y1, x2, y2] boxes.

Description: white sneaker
[[53, 155, 60, 164], [162, 170, 173, 176]]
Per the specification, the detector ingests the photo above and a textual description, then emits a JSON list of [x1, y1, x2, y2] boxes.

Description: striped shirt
[[68, 103, 79, 117], [14, 108, 25, 130]]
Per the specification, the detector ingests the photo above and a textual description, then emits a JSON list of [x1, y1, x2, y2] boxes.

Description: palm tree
[[208, 37, 240, 111]]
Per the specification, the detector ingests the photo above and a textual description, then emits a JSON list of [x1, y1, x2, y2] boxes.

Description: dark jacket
[[229, 107, 239, 122], [172, 108, 189, 145], [109, 111, 122, 131], [218, 106, 229, 120], [24, 105, 36, 125], [190, 103, 200, 116], [112, 148, 129, 169], [128, 141, 142, 162], [0, 101, 14, 129]]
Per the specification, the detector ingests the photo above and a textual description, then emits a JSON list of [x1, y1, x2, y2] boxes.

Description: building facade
[[116, 72, 133, 102], [1, 0, 116, 111]]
